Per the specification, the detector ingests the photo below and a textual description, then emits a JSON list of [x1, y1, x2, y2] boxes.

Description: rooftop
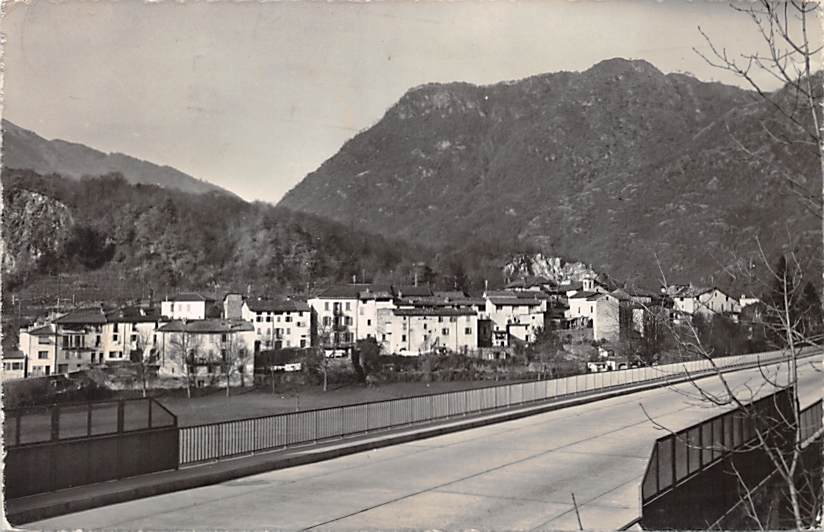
[[157, 319, 255, 334], [246, 298, 310, 313], [393, 307, 477, 317], [165, 292, 215, 303]]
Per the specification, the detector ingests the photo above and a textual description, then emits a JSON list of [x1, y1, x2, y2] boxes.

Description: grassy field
[[157, 380, 523, 427]]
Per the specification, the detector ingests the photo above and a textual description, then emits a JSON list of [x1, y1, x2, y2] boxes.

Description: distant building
[[666, 285, 741, 321], [566, 291, 622, 342], [161, 292, 216, 320], [223, 293, 244, 320], [387, 307, 478, 355], [242, 297, 311, 350], [308, 284, 367, 354], [2, 350, 27, 381], [156, 319, 255, 388], [18, 323, 59, 377], [18, 305, 163, 377], [483, 291, 548, 346]]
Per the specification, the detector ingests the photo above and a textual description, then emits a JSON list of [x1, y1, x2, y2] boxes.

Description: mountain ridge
[[278, 58, 819, 289], [1, 119, 233, 196]]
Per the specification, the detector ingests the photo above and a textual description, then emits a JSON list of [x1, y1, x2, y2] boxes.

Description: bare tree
[[644, 248, 822, 529], [690, 4, 823, 527], [167, 328, 202, 399], [221, 332, 251, 397], [132, 327, 156, 398]]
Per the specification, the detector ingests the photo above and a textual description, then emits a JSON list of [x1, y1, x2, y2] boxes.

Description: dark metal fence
[[4, 398, 178, 499], [640, 389, 823, 505], [180, 349, 798, 465]]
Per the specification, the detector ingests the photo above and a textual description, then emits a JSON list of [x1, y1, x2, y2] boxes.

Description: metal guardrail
[[4, 398, 179, 499], [179, 349, 806, 465], [640, 390, 823, 506], [4, 397, 177, 447]]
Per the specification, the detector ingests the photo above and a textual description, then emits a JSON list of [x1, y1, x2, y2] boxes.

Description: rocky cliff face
[[279, 58, 820, 287], [2, 188, 74, 274]]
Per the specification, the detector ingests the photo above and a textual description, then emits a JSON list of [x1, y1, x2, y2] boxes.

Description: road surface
[[32, 356, 822, 530]]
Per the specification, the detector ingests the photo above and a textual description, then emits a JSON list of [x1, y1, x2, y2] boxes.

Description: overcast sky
[[3, 1, 818, 203]]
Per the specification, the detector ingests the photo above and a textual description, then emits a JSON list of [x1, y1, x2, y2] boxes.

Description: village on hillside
[[7, 269, 766, 391]]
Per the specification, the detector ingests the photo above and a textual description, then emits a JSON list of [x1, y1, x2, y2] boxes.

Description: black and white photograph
[[1, 0, 822, 529]]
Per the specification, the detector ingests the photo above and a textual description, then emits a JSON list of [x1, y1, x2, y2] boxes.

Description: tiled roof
[[157, 319, 254, 334], [393, 285, 434, 298], [433, 291, 468, 299], [27, 325, 55, 336], [3, 350, 26, 360], [394, 307, 477, 317], [568, 291, 598, 300], [54, 307, 107, 325], [104, 306, 161, 323], [166, 292, 215, 302], [488, 297, 542, 306], [359, 284, 394, 300], [246, 298, 310, 313], [316, 284, 370, 299]]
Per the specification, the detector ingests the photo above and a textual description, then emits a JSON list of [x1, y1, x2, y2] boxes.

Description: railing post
[[117, 400, 125, 433], [51, 406, 60, 441], [148, 399, 153, 429], [15, 410, 21, 446], [87, 402, 93, 437]]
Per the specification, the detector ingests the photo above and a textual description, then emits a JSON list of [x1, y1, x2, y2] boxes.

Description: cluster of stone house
[[7, 277, 754, 382]]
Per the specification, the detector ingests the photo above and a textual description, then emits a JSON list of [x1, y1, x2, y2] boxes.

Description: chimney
[[352, 274, 357, 284], [414, 272, 418, 287]]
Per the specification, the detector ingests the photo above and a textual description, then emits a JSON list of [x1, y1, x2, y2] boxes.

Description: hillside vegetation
[[280, 58, 821, 289]]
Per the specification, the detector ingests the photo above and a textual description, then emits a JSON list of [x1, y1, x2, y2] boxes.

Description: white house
[[18, 323, 59, 377], [667, 286, 741, 320], [357, 285, 396, 341], [484, 291, 547, 347], [156, 319, 256, 388], [386, 307, 478, 355], [18, 306, 164, 377], [308, 284, 366, 353], [242, 297, 311, 350], [566, 292, 622, 341], [2, 350, 27, 381], [161, 293, 215, 321]]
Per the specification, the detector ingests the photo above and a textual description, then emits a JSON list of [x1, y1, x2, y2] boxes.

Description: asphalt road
[[31, 356, 822, 530]]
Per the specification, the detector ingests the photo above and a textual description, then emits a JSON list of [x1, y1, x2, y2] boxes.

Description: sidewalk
[[7, 354, 815, 526]]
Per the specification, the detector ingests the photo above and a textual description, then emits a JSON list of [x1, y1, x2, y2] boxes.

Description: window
[[38, 351, 49, 359], [300, 339, 307, 348], [345, 302, 351, 311], [256, 316, 262, 322], [401, 334, 407, 342], [131, 333, 138, 343], [367, 319, 372, 326], [113, 323, 119, 333], [465, 328, 472, 335], [266, 316, 272, 322], [325, 302, 330, 311], [442, 328, 449, 335], [113, 334, 119, 343], [323, 316, 331, 327], [450, 317, 457, 323], [438, 317, 443, 323], [38, 336, 49, 345], [221, 333, 228, 342], [96, 335, 101, 347], [285, 316, 292, 323]]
